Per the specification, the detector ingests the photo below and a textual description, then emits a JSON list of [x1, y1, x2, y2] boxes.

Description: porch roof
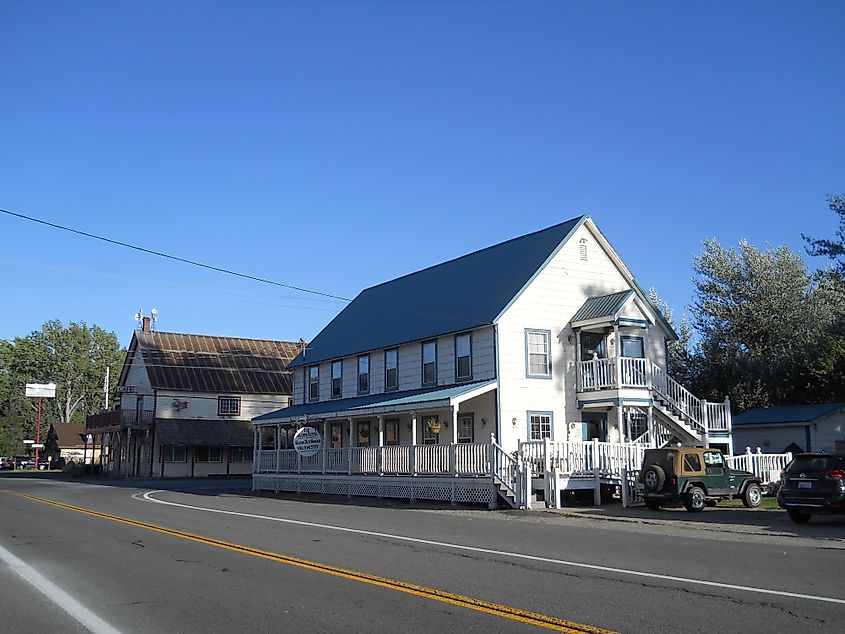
[[253, 379, 497, 424], [156, 419, 254, 446]]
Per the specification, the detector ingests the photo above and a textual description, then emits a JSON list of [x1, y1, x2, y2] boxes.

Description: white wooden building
[[86, 322, 299, 478], [253, 215, 733, 507]]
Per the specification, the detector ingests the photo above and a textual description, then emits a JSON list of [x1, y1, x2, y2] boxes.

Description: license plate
[[798, 481, 813, 489]]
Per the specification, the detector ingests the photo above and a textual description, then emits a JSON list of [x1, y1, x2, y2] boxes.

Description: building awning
[[155, 420, 254, 446], [253, 379, 498, 425]]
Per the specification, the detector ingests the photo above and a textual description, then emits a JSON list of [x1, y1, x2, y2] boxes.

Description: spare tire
[[642, 465, 666, 492]]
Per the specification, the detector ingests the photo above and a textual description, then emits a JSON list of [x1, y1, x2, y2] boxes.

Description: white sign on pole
[[31, 443, 44, 449], [293, 426, 322, 457], [23, 439, 35, 445], [25, 382, 56, 398]]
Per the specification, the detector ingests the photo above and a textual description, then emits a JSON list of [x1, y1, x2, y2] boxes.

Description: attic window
[[218, 396, 241, 416], [579, 238, 588, 261]]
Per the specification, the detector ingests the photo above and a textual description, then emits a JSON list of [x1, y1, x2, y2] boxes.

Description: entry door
[[580, 413, 607, 441], [580, 333, 606, 361]]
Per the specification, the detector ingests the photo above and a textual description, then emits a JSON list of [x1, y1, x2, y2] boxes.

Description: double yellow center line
[[4, 490, 615, 633]]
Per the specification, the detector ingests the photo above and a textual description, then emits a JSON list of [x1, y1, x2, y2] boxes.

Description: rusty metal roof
[[134, 331, 299, 395]]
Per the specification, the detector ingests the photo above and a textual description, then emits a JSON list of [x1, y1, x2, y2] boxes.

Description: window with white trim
[[195, 446, 223, 462], [308, 365, 319, 401], [164, 445, 187, 462], [230, 446, 252, 462], [384, 418, 400, 445], [385, 348, 398, 391], [526, 330, 551, 377], [331, 360, 343, 399], [528, 412, 552, 440], [422, 340, 437, 386], [620, 335, 645, 358], [455, 333, 472, 381], [218, 396, 241, 416], [358, 354, 370, 394], [458, 414, 474, 443]]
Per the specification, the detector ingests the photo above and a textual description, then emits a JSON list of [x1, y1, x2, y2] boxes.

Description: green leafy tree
[[647, 287, 694, 386], [689, 239, 843, 410], [803, 195, 845, 276], [0, 321, 125, 453]]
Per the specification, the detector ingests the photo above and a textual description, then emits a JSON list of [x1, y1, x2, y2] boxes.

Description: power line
[[0, 208, 353, 303]]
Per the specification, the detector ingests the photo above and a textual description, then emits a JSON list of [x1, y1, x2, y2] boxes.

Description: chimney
[[142, 316, 151, 334]]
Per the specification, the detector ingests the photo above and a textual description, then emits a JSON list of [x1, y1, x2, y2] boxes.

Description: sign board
[[293, 426, 322, 457], [25, 382, 56, 398], [23, 439, 34, 445], [31, 443, 44, 449], [116, 386, 136, 394]]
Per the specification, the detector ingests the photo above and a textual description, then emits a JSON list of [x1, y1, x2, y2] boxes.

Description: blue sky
[[1, 1, 843, 347]]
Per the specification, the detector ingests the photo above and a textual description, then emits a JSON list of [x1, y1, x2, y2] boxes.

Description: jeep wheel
[[741, 483, 762, 508], [787, 509, 811, 524], [645, 500, 661, 511], [683, 486, 706, 512], [642, 465, 666, 492]]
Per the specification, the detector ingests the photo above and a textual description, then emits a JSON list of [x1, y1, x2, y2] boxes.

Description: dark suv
[[777, 453, 845, 524], [640, 447, 763, 512]]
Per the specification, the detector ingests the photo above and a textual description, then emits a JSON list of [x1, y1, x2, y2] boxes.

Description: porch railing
[[727, 447, 793, 483], [577, 357, 732, 437], [519, 438, 647, 478], [255, 443, 489, 477]]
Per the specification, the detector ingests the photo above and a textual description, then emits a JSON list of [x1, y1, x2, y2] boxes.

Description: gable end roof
[[733, 403, 845, 426], [290, 216, 587, 367]]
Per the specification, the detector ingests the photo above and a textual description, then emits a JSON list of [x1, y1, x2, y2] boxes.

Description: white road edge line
[[134, 490, 845, 606], [0, 543, 121, 634]]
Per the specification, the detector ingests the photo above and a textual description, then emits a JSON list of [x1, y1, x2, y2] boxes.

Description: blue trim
[[527, 410, 554, 441], [494, 216, 588, 323], [616, 318, 650, 327], [524, 328, 553, 379]]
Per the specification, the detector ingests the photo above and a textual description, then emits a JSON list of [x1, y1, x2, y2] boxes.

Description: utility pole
[[25, 382, 56, 470], [104, 366, 110, 410]]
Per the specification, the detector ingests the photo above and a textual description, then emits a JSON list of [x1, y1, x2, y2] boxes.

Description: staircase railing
[[649, 363, 705, 435], [490, 437, 524, 507]]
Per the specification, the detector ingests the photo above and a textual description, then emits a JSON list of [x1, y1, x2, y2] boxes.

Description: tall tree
[[647, 287, 694, 386], [689, 239, 842, 410], [803, 195, 845, 276], [0, 322, 125, 454]]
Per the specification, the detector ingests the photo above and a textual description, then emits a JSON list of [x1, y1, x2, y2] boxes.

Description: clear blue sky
[[2, 1, 843, 347]]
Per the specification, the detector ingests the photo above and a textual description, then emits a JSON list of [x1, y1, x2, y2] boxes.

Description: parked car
[[777, 452, 845, 524], [639, 447, 763, 512], [0, 456, 14, 470], [15, 456, 34, 469]]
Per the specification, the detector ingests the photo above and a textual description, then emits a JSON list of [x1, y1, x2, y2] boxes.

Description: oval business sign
[[293, 426, 322, 457]]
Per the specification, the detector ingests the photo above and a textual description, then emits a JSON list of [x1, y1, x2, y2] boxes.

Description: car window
[[703, 451, 724, 467], [790, 455, 842, 472], [683, 453, 701, 472]]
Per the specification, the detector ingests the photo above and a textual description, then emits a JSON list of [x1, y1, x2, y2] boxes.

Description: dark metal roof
[[49, 423, 87, 447], [290, 216, 587, 367], [571, 290, 634, 323], [733, 403, 845, 426], [155, 419, 254, 446], [254, 380, 497, 422], [135, 331, 299, 394]]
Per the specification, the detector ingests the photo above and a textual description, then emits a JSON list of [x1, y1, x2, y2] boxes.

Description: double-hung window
[[331, 360, 343, 399], [620, 336, 645, 358], [164, 445, 187, 462], [308, 365, 319, 402], [422, 340, 437, 386], [384, 418, 400, 445], [230, 446, 252, 462], [196, 446, 223, 462], [526, 329, 552, 378], [528, 412, 553, 440], [458, 414, 474, 443], [358, 354, 370, 394], [455, 333, 472, 381], [385, 348, 398, 391]]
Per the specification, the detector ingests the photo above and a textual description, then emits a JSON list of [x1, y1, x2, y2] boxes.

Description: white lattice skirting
[[253, 475, 495, 505]]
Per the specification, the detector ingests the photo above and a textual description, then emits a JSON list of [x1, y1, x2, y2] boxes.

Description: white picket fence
[[727, 447, 792, 484], [520, 438, 646, 477]]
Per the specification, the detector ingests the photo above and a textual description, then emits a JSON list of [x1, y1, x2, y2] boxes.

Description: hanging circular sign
[[293, 426, 322, 457]]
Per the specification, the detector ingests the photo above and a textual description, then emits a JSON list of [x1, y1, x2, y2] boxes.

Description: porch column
[[613, 323, 622, 388], [617, 405, 625, 443], [647, 405, 655, 448], [322, 420, 329, 474], [451, 407, 458, 444], [347, 417, 354, 476], [575, 329, 582, 390], [378, 415, 384, 447], [253, 427, 259, 468], [411, 411, 418, 446], [377, 415, 384, 475]]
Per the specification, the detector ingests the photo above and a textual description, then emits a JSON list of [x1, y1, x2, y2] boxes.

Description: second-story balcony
[[85, 409, 155, 432]]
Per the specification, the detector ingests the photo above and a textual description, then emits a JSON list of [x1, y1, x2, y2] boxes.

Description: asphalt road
[[1, 473, 843, 633]]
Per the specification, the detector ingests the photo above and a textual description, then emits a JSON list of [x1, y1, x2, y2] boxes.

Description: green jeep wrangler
[[639, 447, 763, 512]]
